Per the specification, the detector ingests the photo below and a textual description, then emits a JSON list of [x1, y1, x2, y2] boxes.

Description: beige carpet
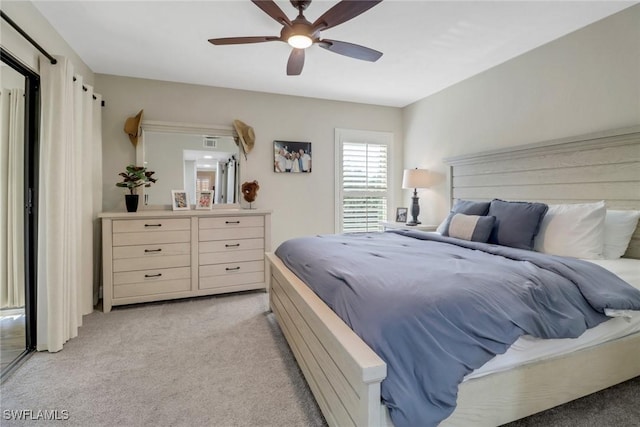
[[1, 291, 638, 426], [1, 292, 324, 427]]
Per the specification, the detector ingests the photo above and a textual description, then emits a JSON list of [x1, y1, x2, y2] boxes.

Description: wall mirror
[[138, 121, 241, 208]]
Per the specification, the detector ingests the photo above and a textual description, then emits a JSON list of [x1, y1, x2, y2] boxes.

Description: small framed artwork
[[195, 190, 213, 210], [396, 207, 408, 223], [171, 190, 190, 211], [274, 140, 312, 173]]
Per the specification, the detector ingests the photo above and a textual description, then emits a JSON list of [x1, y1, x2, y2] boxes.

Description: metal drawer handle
[[144, 273, 162, 278], [225, 266, 241, 271], [225, 243, 240, 248], [225, 220, 240, 224], [144, 223, 162, 227], [144, 248, 162, 253]]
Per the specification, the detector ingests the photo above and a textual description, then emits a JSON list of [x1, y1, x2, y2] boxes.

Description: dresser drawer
[[199, 216, 264, 229], [199, 249, 264, 266], [114, 254, 191, 273], [199, 238, 264, 254], [200, 260, 264, 278], [114, 266, 191, 286], [113, 242, 190, 259], [113, 218, 190, 233], [114, 278, 191, 298], [113, 230, 190, 246], [199, 271, 264, 290], [199, 227, 264, 241]]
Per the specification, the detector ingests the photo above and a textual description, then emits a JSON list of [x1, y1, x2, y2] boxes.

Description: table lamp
[[402, 168, 431, 225]]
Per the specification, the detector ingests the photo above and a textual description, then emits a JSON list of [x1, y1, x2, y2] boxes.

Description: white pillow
[[602, 210, 640, 259], [534, 201, 606, 259]]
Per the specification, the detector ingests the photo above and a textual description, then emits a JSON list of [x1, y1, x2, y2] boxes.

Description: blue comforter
[[275, 230, 640, 427]]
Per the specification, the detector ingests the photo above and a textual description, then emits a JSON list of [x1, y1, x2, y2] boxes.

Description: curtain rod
[[1, 11, 57, 65], [1, 12, 106, 107], [72, 77, 106, 107]]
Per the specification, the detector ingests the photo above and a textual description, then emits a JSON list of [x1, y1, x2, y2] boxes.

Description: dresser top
[[99, 208, 272, 219]]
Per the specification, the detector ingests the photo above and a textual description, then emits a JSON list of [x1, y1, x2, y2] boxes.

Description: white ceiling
[[33, 1, 636, 107]]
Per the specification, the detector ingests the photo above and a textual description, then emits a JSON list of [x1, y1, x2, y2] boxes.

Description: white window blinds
[[341, 142, 388, 232]]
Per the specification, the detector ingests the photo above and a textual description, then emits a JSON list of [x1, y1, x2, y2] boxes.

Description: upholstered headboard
[[444, 126, 640, 259]]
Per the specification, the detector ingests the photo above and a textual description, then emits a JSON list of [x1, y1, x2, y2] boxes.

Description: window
[[335, 129, 393, 233]]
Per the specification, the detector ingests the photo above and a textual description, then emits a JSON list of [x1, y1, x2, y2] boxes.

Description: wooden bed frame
[[267, 126, 640, 426]]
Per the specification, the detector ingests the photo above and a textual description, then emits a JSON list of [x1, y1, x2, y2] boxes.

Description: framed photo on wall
[[274, 140, 312, 173], [171, 190, 190, 211], [195, 190, 213, 210], [396, 207, 408, 223]]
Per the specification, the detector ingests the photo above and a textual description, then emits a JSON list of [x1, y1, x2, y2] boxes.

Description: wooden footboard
[[267, 252, 386, 427], [268, 252, 640, 427]]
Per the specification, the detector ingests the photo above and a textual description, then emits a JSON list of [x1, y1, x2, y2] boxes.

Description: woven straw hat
[[233, 119, 255, 155], [124, 110, 144, 147]]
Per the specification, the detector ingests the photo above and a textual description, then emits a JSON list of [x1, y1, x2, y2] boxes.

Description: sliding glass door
[[0, 48, 39, 379]]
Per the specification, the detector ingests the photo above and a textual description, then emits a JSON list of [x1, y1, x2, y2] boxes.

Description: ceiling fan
[[208, 0, 383, 76]]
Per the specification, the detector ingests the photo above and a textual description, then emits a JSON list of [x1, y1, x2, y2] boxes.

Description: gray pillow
[[448, 213, 496, 243], [441, 199, 491, 236], [488, 199, 549, 250]]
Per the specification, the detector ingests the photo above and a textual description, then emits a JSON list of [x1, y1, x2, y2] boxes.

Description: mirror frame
[[136, 120, 242, 210], [0, 47, 40, 373]]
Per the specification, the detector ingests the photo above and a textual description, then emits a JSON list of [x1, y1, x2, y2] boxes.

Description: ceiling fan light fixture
[[288, 34, 312, 49]]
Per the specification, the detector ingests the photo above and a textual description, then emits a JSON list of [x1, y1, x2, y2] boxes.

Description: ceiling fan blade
[[318, 39, 383, 62], [208, 36, 280, 45], [251, 0, 292, 27], [312, 0, 382, 31], [287, 49, 305, 76]]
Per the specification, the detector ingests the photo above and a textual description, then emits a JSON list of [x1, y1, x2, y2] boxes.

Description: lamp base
[[409, 190, 421, 225]]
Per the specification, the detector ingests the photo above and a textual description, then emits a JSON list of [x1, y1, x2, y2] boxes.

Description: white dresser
[[100, 209, 271, 312]]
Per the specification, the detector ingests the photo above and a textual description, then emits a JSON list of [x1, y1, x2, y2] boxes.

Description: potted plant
[[116, 165, 157, 212]]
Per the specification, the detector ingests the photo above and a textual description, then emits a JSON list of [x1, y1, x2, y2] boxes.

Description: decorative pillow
[[603, 210, 640, 259], [534, 201, 606, 259], [488, 199, 548, 250], [448, 214, 496, 243], [437, 199, 491, 236]]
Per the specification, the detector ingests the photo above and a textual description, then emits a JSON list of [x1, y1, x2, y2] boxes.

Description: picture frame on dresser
[[196, 190, 213, 210], [171, 190, 190, 210], [396, 207, 408, 223]]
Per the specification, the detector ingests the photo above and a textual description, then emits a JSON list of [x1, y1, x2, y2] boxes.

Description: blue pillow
[[448, 214, 496, 243], [488, 199, 549, 250], [441, 199, 491, 236]]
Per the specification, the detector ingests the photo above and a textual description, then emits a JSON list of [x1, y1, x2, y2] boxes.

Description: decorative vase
[[125, 194, 139, 213]]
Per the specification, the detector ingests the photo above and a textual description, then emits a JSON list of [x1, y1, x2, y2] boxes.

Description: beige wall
[[95, 75, 403, 248], [1, 1, 93, 81], [403, 4, 640, 226]]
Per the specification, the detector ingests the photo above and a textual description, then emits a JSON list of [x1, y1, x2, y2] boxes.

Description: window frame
[[334, 128, 394, 233]]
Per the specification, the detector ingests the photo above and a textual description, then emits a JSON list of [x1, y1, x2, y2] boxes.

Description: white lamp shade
[[402, 169, 431, 189]]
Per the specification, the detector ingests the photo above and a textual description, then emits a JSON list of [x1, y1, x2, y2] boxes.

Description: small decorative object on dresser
[[116, 164, 157, 212], [171, 190, 190, 211], [196, 190, 213, 210], [241, 180, 260, 209], [274, 140, 312, 173]]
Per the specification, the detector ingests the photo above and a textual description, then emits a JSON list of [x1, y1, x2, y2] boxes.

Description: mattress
[[466, 258, 640, 381]]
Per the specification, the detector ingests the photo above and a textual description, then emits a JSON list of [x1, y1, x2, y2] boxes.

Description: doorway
[[0, 48, 39, 379]]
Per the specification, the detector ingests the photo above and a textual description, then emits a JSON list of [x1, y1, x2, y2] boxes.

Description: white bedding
[[466, 258, 640, 381]]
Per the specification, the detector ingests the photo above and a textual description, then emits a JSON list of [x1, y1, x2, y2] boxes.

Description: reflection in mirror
[[141, 128, 240, 207], [0, 63, 26, 371]]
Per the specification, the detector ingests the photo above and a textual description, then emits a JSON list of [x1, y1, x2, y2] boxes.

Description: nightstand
[[380, 221, 438, 232]]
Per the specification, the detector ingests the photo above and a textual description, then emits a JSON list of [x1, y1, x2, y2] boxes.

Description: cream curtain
[[37, 56, 102, 352], [0, 88, 26, 309]]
